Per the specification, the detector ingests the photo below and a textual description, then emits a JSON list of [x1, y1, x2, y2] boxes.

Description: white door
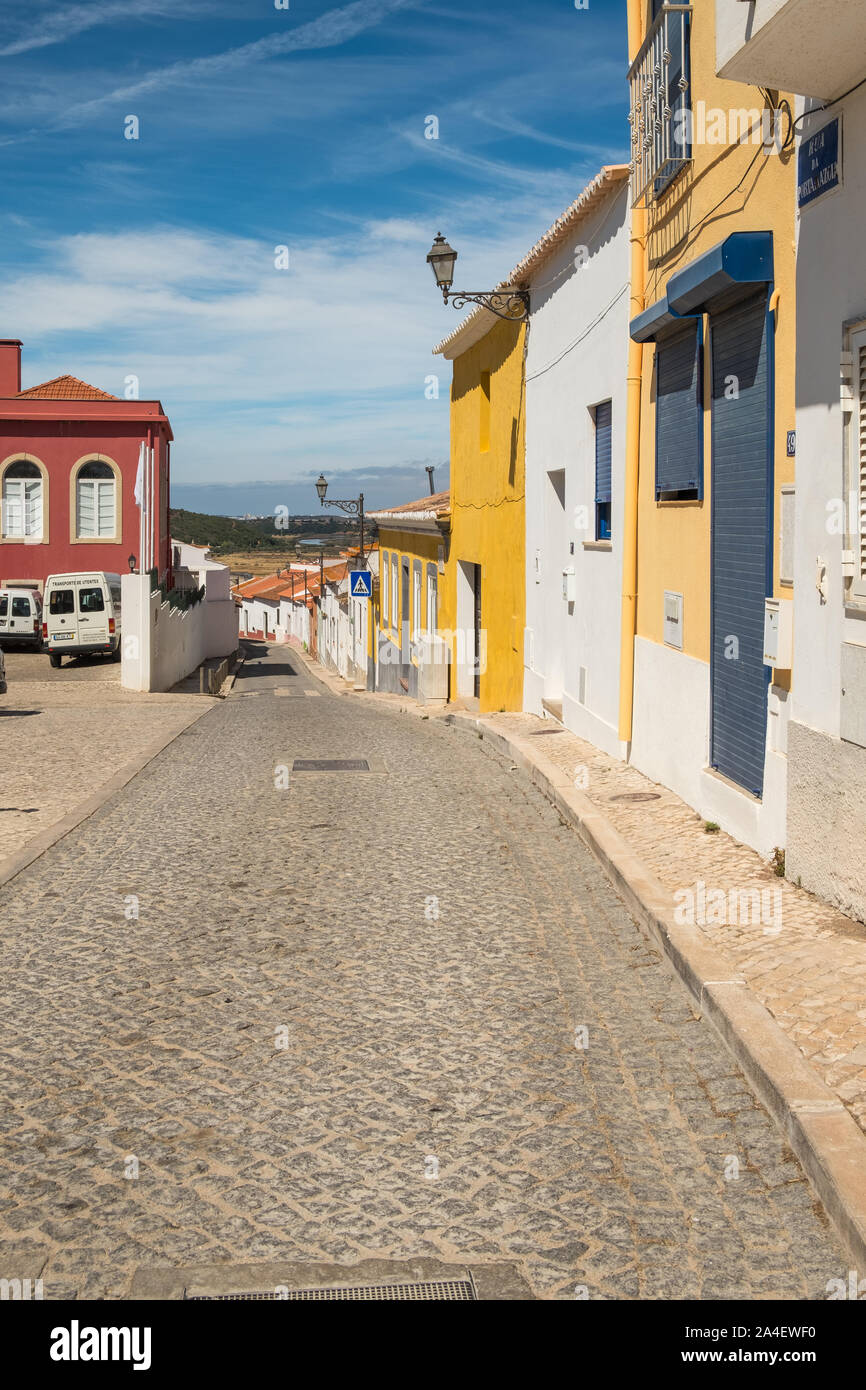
[[544, 469, 567, 700], [47, 585, 79, 647], [1, 592, 37, 639], [13, 593, 36, 639], [77, 583, 109, 646]]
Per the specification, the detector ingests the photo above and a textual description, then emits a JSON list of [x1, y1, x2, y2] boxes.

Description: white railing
[[628, 4, 692, 207]]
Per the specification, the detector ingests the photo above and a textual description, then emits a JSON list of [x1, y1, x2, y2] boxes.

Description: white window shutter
[[97, 478, 115, 536], [77, 478, 95, 537], [25, 478, 42, 537], [3, 478, 24, 536]]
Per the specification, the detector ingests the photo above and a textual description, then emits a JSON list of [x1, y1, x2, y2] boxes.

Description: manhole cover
[[292, 759, 370, 772], [187, 1278, 476, 1301], [609, 791, 661, 802]]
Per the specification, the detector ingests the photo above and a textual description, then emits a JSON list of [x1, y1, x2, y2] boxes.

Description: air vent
[[663, 591, 683, 650]]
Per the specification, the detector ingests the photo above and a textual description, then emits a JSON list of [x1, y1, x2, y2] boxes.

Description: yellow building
[[622, 0, 797, 855], [433, 315, 526, 712], [368, 491, 451, 703]]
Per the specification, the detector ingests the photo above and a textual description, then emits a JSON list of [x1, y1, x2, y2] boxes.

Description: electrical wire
[[525, 282, 630, 381], [786, 73, 866, 147]]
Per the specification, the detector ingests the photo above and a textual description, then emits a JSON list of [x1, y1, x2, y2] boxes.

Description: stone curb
[[0, 700, 215, 890], [452, 712, 866, 1274]]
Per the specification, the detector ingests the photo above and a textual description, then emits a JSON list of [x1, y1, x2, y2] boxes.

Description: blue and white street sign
[[349, 570, 373, 599], [798, 117, 841, 209]]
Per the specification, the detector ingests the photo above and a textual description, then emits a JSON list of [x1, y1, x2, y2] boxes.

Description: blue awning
[[629, 296, 682, 344], [666, 232, 774, 316]]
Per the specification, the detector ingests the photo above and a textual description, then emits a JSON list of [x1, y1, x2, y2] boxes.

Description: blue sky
[[0, 0, 630, 515]]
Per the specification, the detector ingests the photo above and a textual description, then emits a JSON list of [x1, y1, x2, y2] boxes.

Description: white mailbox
[[763, 597, 793, 668], [562, 566, 576, 602]]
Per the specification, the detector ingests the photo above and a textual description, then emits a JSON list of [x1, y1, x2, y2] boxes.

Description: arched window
[[2, 460, 43, 539], [76, 460, 116, 539]]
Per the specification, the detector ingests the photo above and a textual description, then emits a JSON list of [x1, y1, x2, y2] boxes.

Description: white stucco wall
[[785, 85, 866, 914], [631, 637, 789, 857], [278, 595, 311, 648], [715, 0, 789, 77], [522, 181, 631, 758], [239, 596, 282, 639], [793, 87, 866, 739], [121, 573, 209, 693], [715, 0, 866, 102]]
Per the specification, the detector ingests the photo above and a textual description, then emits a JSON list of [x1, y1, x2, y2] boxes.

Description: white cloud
[[0, 1, 193, 58], [47, 0, 422, 130], [1, 198, 568, 485]]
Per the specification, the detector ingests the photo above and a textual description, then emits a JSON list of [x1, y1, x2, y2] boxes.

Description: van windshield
[[49, 590, 74, 614], [78, 588, 105, 613]]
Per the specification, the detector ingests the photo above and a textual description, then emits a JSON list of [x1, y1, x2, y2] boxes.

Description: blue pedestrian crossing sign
[[349, 570, 373, 599]]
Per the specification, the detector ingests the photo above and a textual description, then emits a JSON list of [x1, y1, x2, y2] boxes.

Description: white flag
[[134, 443, 145, 507]]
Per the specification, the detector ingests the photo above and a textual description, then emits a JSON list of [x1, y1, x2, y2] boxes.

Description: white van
[[43, 572, 122, 668], [0, 586, 42, 648]]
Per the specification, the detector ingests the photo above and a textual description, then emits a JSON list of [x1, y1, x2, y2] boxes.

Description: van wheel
[[49, 652, 62, 669], [111, 646, 122, 663]]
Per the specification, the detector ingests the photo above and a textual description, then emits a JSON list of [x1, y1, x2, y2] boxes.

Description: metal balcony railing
[[628, 4, 692, 207]]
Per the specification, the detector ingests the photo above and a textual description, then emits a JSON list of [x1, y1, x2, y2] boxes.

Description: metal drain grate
[[187, 1278, 476, 1301], [292, 759, 370, 772]]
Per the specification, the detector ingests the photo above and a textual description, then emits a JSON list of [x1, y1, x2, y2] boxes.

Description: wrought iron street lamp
[[426, 232, 529, 321], [315, 474, 365, 563]]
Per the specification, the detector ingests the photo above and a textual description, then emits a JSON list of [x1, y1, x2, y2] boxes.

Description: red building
[[0, 339, 173, 591]]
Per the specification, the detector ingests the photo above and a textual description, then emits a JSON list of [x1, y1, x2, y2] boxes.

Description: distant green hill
[[169, 509, 281, 553], [169, 508, 364, 556]]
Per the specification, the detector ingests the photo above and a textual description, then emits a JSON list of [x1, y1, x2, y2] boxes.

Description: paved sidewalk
[[480, 712, 866, 1139], [0, 654, 214, 875]]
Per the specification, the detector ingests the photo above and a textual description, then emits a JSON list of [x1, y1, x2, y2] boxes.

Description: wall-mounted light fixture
[[426, 233, 529, 321]]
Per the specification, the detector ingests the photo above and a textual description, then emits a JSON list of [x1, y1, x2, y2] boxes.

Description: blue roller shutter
[[595, 400, 612, 539], [656, 323, 702, 497], [710, 291, 771, 797]]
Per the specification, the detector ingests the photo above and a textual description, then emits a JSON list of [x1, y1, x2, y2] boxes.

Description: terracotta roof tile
[[368, 490, 450, 522], [16, 373, 121, 401]]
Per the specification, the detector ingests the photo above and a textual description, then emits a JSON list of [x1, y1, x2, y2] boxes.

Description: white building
[[236, 576, 286, 641], [171, 539, 226, 575], [522, 166, 632, 756], [717, 0, 866, 918], [316, 553, 377, 687]]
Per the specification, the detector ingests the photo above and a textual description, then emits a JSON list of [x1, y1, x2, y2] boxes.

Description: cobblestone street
[[0, 645, 848, 1299], [0, 649, 209, 868]]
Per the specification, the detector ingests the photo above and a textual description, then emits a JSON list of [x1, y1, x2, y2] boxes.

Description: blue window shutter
[[595, 400, 612, 503], [656, 323, 701, 495], [710, 291, 771, 798]]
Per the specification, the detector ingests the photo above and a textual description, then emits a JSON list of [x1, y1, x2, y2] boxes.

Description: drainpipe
[[618, 0, 646, 749]]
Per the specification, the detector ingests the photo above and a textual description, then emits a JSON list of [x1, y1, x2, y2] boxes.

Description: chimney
[[0, 340, 22, 396]]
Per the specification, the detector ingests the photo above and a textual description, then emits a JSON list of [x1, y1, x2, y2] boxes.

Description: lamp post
[[426, 232, 529, 321], [315, 474, 365, 565]]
